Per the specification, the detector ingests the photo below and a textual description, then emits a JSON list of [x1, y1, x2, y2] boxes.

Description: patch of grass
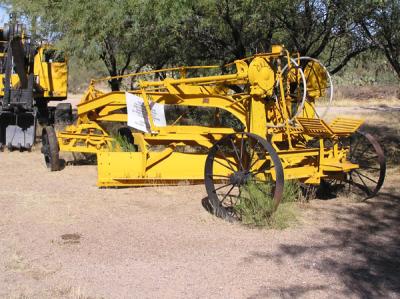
[[234, 181, 274, 226], [110, 134, 137, 152], [269, 202, 298, 229], [282, 179, 302, 203], [234, 180, 301, 229]]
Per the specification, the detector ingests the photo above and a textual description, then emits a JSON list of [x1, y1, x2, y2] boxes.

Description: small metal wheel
[[204, 132, 284, 221], [7, 142, 13, 152], [41, 126, 61, 171], [326, 131, 386, 200]]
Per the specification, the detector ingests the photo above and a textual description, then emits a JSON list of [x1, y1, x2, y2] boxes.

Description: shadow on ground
[[362, 117, 400, 166], [245, 186, 400, 298], [64, 152, 97, 166]]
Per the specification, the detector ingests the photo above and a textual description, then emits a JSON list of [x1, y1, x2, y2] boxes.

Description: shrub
[[110, 134, 137, 152], [234, 180, 301, 228]]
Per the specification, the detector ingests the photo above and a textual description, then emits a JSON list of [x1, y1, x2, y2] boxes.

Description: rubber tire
[[42, 126, 60, 171]]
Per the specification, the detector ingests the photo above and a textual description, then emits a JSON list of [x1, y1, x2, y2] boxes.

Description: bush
[[110, 134, 137, 152], [234, 180, 301, 229]]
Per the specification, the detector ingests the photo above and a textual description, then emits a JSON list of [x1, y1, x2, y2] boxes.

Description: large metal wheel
[[41, 126, 61, 171], [325, 131, 386, 200], [346, 130, 386, 200], [204, 133, 284, 221]]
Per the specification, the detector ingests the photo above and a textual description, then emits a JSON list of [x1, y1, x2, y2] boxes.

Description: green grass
[[234, 180, 301, 229], [110, 134, 137, 152]]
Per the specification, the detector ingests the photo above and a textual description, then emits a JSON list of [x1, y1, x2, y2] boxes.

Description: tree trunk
[[109, 78, 121, 91]]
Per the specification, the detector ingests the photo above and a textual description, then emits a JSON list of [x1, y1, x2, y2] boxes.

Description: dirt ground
[[0, 105, 399, 299]]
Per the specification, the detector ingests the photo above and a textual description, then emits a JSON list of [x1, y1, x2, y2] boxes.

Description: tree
[[8, 0, 205, 89], [9, 0, 387, 85], [50, 0, 143, 91], [356, 0, 400, 79], [8, 0, 147, 91], [270, 0, 370, 74], [176, 0, 278, 64]]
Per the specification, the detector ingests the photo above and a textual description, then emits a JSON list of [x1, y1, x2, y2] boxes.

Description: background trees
[[4, 0, 400, 90], [271, 0, 371, 74], [356, 0, 400, 79], [175, 0, 277, 63]]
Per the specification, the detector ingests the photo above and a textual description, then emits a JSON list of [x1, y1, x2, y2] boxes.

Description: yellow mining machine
[[41, 45, 385, 220], [0, 14, 69, 151]]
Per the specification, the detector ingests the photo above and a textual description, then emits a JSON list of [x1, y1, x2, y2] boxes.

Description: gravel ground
[[0, 106, 399, 299]]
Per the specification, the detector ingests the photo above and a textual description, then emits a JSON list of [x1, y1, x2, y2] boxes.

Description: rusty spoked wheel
[[204, 132, 284, 221], [342, 130, 386, 200], [41, 126, 61, 171]]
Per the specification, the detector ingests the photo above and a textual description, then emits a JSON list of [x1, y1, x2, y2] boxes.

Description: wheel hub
[[229, 171, 249, 185]]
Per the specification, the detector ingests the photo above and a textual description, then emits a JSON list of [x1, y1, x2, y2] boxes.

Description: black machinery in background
[[0, 13, 70, 151]]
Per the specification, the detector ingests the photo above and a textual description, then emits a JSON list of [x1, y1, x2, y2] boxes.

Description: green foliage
[[174, 0, 277, 63], [335, 51, 399, 86], [67, 57, 106, 93], [7, 0, 156, 90], [235, 180, 275, 226], [111, 134, 137, 152], [354, 0, 400, 79], [6, 0, 400, 90], [235, 180, 301, 228], [282, 180, 302, 203]]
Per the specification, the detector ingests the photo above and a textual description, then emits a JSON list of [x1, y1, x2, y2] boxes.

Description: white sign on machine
[[125, 92, 166, 133]]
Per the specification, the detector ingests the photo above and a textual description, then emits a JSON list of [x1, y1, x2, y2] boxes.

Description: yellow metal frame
[[55, 45, 362, 187]]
